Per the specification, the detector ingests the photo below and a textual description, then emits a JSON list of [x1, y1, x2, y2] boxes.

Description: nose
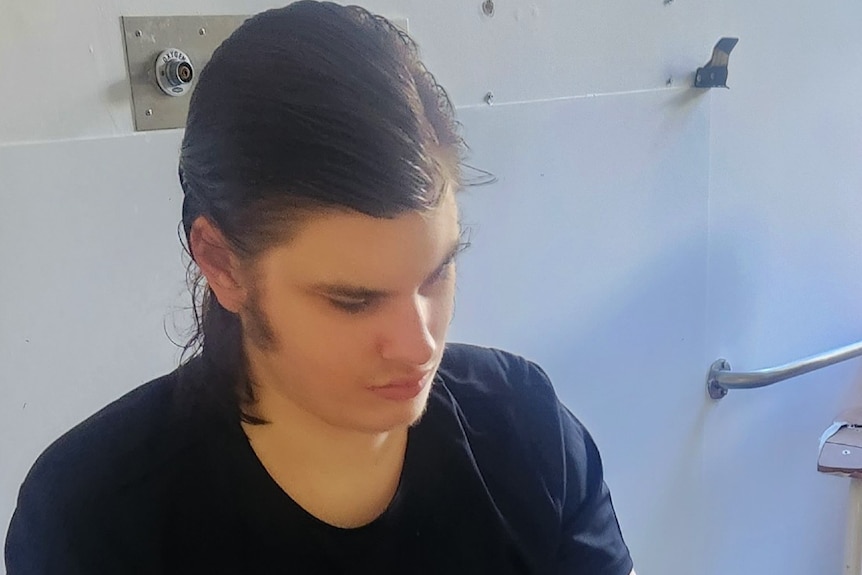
[[378, 295, 437, 368]]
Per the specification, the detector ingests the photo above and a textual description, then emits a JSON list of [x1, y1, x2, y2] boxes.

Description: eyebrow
[[309, 239, 466, 301]]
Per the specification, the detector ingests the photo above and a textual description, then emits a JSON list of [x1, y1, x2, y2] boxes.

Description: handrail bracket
[[707, 359, 731, 399]]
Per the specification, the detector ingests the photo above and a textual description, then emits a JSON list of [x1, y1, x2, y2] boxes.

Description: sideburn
[[241, 282, 279, 351]]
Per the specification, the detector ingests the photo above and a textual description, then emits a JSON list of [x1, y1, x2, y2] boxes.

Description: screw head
[[145, 109, 153, 117], [708, 380, 728, 399], [199, 27, 206, 36], [134, 30, 142, 37], [482, 0, 495, 16], [844, 449, 852, 456], [484, 92, 495, 105]]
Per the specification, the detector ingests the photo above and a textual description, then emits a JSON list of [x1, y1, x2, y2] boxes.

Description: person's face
[[240, 189, 462, 434]]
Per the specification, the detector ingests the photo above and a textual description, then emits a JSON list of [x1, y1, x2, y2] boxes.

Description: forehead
[[259, 191, 460, 284]]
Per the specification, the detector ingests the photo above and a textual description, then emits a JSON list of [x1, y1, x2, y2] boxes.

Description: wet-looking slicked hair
[[177, 1, 465, 423]]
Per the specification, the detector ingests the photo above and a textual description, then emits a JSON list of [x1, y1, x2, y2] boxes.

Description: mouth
[[369, 372, 433, 401]]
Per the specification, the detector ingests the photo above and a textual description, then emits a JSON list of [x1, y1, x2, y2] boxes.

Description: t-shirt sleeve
[[555, 402, 633, 575], [5, 438, 138, 574], [5, 468, 80, 574]]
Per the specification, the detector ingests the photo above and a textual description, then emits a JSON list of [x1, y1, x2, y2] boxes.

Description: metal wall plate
[[122, 15, 249, 131], [122, 15, 409, 132]]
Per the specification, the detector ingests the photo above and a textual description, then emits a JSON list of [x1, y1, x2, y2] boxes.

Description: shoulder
[[13, 360, 206, 520], [435, 344, 632, 574], [435, 342, 575, 493], [435, 342, 598, 497], [437, 343, 579, 437], [438, 342, 559, 403], [5, 360, 217, 569]]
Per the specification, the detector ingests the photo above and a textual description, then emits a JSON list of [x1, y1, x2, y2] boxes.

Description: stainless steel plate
[[122, 15, 249, 131]]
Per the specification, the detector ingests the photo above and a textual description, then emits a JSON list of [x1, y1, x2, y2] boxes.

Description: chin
[[363, 392, 432, 433]]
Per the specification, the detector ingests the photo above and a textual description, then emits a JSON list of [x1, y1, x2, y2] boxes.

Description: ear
[[189, 217, 247, 313]]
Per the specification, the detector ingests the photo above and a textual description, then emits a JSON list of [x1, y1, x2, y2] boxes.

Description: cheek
[[276, 301, 358, 351], [429, 277, 457, 338], [267, 308, 372, 393]]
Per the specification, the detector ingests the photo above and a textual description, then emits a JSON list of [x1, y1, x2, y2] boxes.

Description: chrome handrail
[[707, 340, 862, 399]]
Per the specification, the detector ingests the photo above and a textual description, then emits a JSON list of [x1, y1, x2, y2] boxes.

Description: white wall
[[3, 1, 860, 574], [0, 0, 710, 144], [0, 133, 189, 526], [703, 2, 862, 574], [451, 90, 711, 573]]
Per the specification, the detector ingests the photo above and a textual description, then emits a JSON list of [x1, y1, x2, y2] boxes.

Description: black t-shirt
[[5, 343, 633, 574]]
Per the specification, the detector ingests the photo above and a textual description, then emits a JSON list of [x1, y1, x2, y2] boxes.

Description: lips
[[370, 373, 431, 401]]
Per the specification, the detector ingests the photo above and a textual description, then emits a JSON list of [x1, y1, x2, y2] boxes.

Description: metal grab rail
[[707, 340, 862, 399]]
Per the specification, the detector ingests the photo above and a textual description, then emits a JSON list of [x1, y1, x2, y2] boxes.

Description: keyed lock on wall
[[155, 49, 195, 97]]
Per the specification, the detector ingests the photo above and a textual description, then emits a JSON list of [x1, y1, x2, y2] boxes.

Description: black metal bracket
[[695, 37, 739, 89]]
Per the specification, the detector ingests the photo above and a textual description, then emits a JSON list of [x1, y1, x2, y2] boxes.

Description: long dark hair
[[177, 1, 465, 424]]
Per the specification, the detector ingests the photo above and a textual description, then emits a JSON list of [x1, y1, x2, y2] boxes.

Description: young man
[[6, 3, 634, 573]]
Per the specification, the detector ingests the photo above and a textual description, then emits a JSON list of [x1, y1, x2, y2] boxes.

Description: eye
[[426, 249, 464, 288], [329, 297, 373, 314], [427, 259, 455, 285]]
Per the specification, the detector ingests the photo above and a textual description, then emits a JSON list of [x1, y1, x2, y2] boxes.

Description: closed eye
[[328, 296, 377, 314], [424, 257, 456, 287], [319, 238, 471, 315], [424, 238, 470, 287]]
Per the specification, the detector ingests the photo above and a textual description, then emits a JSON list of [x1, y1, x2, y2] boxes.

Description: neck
[[239, 350, 411, 527], [241, 381, 409, 528], [241, 374, 407, 473]]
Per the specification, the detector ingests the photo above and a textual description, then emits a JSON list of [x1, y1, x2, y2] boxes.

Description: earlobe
[[189, 217, 247, 313]]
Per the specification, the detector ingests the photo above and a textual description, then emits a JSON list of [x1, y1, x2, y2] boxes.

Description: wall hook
[[694, 37, 738, 88]]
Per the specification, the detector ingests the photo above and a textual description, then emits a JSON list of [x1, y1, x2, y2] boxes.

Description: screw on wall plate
[[145, 109, 153, 117], [484, 92, 495, 105], [199, 28, 207, 36], [482, 0, 495, 16], [134, 29, 142, 37], [844, 449, 853, 456]]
